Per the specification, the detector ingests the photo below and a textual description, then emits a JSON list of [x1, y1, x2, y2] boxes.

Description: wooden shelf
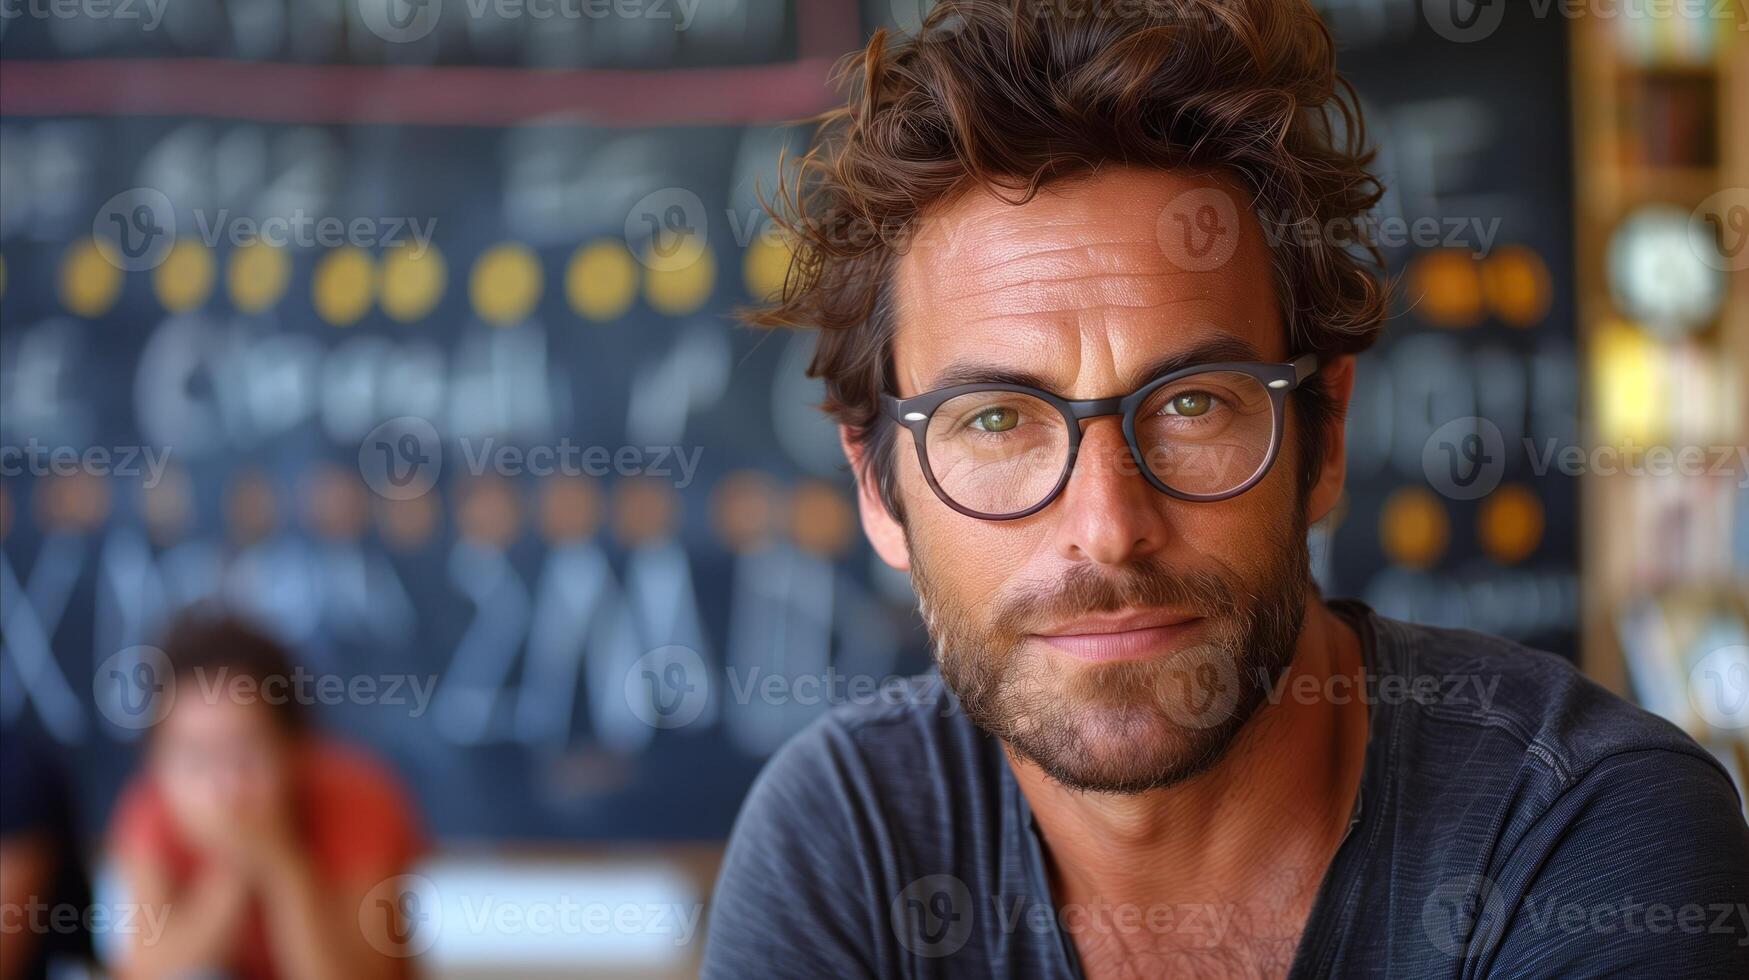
[[1571, 10, 1747, 739]]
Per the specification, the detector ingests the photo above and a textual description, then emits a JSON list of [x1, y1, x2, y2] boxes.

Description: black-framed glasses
[[881, 354, 1319, 520]]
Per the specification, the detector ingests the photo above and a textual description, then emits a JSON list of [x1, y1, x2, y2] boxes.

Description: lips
[[1030, 611, 1205, 663]]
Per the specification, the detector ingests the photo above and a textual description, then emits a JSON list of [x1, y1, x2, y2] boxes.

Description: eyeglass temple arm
[[880, 393, 908, 421], [1291, 353, 1319, 387]]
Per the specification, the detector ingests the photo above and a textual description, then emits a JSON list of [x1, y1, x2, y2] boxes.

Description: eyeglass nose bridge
[[1058, 419, 1152, 487], [1062, 395, 1126, 421]]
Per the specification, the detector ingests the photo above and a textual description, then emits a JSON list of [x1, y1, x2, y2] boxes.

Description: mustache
[[989, 558, 1242, 638]]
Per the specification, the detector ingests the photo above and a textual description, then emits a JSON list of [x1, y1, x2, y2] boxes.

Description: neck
[[1006, 598, 1368, 905]]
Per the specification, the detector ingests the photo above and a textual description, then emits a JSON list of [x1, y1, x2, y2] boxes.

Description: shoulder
[[1361, 611, 1733, 791], [722, 671, 982, 840], [733, 671, 996, 837], [1351, 613, 1749, 973], [703, 673, 995, 979], [301, 737, 423, 872]]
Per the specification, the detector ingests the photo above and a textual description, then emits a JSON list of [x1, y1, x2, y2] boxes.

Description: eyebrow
[[922, 336, 1269, 396]]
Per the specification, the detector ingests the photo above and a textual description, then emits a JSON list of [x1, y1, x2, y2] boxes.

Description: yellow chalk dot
[[312, 246, 377, 327], [1481, 245, 1552, 328], [643, 238, 714, 315], [470, 243, 543, 327], [152, 238, 215, 312], [59, 238, 125, 318], [566, 240, 637, 322], [742, 233, 793, 301], [1478, 483, 1543, 565], [228, 241, 290, 314], [1408, 249, 1483, 328], [1380, 486, 1449, 569], [381, 243, 447, 323]]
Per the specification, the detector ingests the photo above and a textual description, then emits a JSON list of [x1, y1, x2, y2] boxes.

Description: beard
[[909, 521, 1312, 795]]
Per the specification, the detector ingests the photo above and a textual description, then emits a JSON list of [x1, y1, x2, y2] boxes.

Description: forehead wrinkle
[[927, 234, 1171, 288], [941, 270, 1233, 326], [896, 328, 1063, 396], [957, 291, 1226, 329]]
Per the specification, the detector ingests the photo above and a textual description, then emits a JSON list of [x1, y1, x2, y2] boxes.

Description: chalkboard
[[0, 0, 1579, 841]]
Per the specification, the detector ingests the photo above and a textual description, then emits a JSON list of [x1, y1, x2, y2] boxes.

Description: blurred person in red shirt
[[106, 610, 423, 980]]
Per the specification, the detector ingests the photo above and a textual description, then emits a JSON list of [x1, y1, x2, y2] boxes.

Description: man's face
[[875, 167, 1327, 794]]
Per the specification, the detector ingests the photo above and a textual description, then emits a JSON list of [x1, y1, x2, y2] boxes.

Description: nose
[[1049, 418, 1171, 566]]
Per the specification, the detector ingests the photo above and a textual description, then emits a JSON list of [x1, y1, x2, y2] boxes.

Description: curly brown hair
[[743, 0, 1388, 521]]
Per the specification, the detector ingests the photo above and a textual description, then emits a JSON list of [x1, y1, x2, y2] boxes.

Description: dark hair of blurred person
[[1, 724, 95, 980], [106, 609, 423, 980]]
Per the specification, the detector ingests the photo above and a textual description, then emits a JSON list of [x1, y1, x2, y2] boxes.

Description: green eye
[[971, 406, 1020, 432], [1165, 392, 1213, 417]]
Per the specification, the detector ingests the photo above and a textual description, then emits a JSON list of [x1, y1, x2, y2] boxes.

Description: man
[[701, 1, 1749, 977], [107, 610, 423, 979]]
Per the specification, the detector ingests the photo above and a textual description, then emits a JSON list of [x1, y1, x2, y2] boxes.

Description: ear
[[1305, 354, 1355, 527], [840, 424, 911, 572]]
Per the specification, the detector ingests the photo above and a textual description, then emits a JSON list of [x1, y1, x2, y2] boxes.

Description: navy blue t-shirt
[[701, 603, 1749, 978]]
